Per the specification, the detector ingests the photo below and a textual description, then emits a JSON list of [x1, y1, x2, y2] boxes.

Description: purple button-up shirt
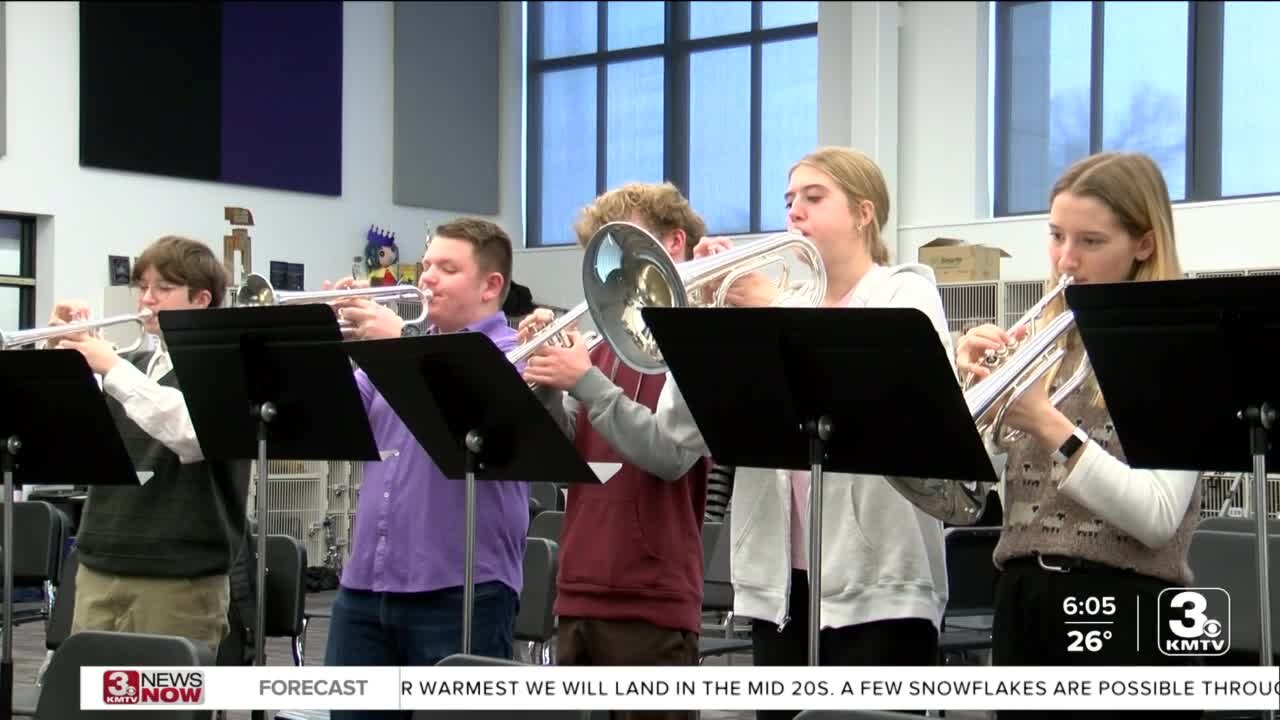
[[340, 310, 530, 596]]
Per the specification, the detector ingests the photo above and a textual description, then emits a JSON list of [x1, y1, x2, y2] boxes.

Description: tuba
[[886, 274, 1093, 525], [580, 221, 827, 374]]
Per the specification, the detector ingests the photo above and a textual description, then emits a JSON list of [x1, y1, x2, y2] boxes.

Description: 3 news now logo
[[1158, 588, 1231, 657], [102, 670, 205, 705]]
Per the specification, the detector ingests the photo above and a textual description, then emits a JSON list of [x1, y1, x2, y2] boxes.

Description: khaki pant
[[70, 564, 231, 658]]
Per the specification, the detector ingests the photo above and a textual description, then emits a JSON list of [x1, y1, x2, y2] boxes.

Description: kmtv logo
[[1158, 588, 1231, 656], [103, 670, 205, 704]]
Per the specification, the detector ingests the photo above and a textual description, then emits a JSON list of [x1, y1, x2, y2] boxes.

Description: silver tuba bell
[[580, 221, 828, 374]]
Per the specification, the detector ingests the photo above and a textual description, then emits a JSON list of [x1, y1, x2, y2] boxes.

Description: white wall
[[2, 1, 525, 323], [7, 0, 1278, 326]]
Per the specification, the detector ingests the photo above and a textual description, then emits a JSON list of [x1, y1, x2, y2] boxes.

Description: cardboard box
[[918, 237, 1010, 282]]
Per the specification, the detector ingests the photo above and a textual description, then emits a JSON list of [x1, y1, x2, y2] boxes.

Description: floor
[[8, 590, 992, 720]]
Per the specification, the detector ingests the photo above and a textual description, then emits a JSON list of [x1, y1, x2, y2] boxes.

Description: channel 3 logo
[[103, 670, 140, 704], [1158, 588, 1231, 656]]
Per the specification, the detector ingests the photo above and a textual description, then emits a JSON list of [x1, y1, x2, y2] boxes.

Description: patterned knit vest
[[991, 334, 1202, 586]]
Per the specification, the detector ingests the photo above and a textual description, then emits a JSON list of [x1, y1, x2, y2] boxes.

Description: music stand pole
[[1, 438, 16, 720], [1243, 402, 1275, 667], [806, 418, 832, 666], [252, 402, 277, 671], [462, 431, 482, 654]]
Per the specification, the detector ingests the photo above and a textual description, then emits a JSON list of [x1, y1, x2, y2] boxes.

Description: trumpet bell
[[235, 273, 277, 308]]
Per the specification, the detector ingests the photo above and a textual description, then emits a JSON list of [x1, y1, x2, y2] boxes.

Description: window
[[0, 215, 36, 334], [526, 1, 818, 247], [994, 1, 1280, 216]]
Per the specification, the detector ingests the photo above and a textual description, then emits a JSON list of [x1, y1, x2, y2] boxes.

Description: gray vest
[[76, 350, 251, 578]]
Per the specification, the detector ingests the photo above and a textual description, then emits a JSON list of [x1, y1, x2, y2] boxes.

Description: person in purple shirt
[[323, 218, 545, 719]]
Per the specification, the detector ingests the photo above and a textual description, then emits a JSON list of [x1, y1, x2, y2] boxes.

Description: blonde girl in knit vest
[[956, 151, 1202, 720]]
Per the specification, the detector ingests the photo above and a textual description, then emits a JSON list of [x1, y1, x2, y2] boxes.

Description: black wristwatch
[[400, 323, 424, 338], [1052, 426, 1089, 464]]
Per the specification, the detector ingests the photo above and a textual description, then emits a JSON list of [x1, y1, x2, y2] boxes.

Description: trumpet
[[886, 274, 1092, 526], [507, 302, 602, 366], [0, 310, 152, 353], [234, 273, 432, 331], [580, 221, 827, 374]]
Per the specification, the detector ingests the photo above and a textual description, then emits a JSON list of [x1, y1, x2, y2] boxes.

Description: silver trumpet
[[234, 272, 432, 332], [1, 310, 152, 353], [886, 274, 1092, 525]]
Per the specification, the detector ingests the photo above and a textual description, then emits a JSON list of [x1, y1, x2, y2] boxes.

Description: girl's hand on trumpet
[[955, 323, 1027, 382], [522, 329, 592, 391], [691, 237, 778, 308]]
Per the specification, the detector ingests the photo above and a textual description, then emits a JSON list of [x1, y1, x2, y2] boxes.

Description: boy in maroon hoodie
[[520, 182, 714, 720]]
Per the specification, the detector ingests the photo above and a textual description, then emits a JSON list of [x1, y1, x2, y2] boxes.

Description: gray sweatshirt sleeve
[[568, 366, 706, 482]]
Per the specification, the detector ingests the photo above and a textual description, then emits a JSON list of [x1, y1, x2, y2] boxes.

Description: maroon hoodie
[[553, 344, 710, 634]]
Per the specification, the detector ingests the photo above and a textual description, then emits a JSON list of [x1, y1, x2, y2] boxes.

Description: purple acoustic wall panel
[[221, 1, 342, 196], [80, 1, 343, 196]]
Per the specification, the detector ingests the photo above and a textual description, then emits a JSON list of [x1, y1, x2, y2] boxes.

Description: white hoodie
[[656, 262, 956, 631]]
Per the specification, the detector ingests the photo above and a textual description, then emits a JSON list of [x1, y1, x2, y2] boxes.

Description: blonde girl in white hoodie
[[659, 146, 954, 720]]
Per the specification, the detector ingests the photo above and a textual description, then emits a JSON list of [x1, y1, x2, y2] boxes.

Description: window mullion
[[1089, 0, 1104, 154], [749, 2, 763, 233], [1189, 0, 1224, 201], [597, 1, 608, 197]]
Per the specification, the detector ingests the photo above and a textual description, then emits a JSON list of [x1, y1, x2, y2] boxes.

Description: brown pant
[[70, 564, 231, 658], [556, 617, 700, 720]]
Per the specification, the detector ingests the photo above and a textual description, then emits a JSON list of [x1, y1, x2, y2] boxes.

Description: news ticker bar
[[81, 666, 1280, 711]]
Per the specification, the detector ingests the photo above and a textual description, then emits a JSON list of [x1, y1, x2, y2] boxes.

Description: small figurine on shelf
[[364, 225, 399, 286]]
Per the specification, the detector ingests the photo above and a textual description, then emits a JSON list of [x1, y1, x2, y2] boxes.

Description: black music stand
[[641, 306, 997, 665], [1067, 276, 1278, 677], [160, 305, 381, 692], [345, 331, 602, 654], [0, 350, 143, 720]]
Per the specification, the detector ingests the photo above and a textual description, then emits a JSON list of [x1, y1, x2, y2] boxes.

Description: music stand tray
[[0, 350, 143, 720], [1067, 276, 1278, 676], [641, 305, 995, 666], [160, 304, 380, 701], [345, 331, 601, 654]]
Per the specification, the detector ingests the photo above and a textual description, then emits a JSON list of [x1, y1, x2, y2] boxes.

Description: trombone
[[234, 272, 432, 332], [885, 274, 1091, 526], [0, 310, 152, 353]]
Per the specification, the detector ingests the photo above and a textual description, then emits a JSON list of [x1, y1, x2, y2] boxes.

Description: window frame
[[0, 213, 36, 330], [526, 1, 818, 247], [992, 0, 1276, 217]]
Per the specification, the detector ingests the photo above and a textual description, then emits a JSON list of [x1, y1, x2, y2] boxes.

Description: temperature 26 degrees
[[1063, 595, 1116, 654]]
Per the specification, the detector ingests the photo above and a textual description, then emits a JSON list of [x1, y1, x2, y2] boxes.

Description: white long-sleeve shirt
[[101, 349, 205, 475]]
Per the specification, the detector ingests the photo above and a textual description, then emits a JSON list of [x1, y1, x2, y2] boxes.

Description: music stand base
[[806, 417, 832, 667]]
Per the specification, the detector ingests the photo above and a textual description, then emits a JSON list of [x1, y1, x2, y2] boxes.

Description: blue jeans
[[325, 581, 520, 720]]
